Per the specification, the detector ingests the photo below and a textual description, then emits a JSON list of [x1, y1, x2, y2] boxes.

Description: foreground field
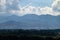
[[0, 29, 60, 40], [1, 35, 60, 40]]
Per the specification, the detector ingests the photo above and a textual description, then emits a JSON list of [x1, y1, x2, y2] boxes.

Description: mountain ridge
[[0, 14, 60, 29]]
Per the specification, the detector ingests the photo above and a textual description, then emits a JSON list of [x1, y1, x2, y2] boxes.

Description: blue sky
[[20, 0, 54, 7], [0, 0, 60, 29], [0, 0, 60, 16]]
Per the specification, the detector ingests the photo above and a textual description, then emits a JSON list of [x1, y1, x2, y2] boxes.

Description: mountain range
[[0, 14, 60, 29]]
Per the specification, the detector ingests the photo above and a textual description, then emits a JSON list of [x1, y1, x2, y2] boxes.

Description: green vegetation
[[0, 29, 60, 40]]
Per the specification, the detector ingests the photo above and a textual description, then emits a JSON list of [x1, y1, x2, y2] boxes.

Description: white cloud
[[52, 0, 60, 16], [11, 5, 53, 16], [40, 7, 53, 15], [0, 0, 60, 16], [0, 0, 6, 6], [52, 0, 60, 10], [9, 0, 60, 16], [0, 0, 6, 13]]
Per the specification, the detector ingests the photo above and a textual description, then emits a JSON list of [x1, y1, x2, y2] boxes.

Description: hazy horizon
[[0, 0, 60, 29]]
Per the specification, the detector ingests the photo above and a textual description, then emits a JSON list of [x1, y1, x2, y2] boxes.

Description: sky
[[0, 0, 60, 16]]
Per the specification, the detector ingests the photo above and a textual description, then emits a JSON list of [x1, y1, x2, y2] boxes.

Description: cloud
[[40, 7, 53, 15], [0, 0, 60, 16], [0, 0, 6, 6], [0, 0, 6, 12], [8, 0, 60, 16], [0, 0, 20, 16], [52, 0, 60, 12], [6, 0, 14, 5], [52, 0, 60, 16], [10, 5, 53, 16]]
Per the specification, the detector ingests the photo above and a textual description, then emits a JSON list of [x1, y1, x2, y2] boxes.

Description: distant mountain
[[0, 14, 60, 29], [0, 21, 29, 29]]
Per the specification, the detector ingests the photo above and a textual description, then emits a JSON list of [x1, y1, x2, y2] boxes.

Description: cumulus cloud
[[0, 0, 6, 6], [0, 0, 20, 16], [52, 0, 60, 16], [0, 0, 6, 15], [52, 0, 60, 12], [9, 0, 60, 16], [11, 5, 53, 16], [40, 7, 53, 15], [0, 0, 60, 16]]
